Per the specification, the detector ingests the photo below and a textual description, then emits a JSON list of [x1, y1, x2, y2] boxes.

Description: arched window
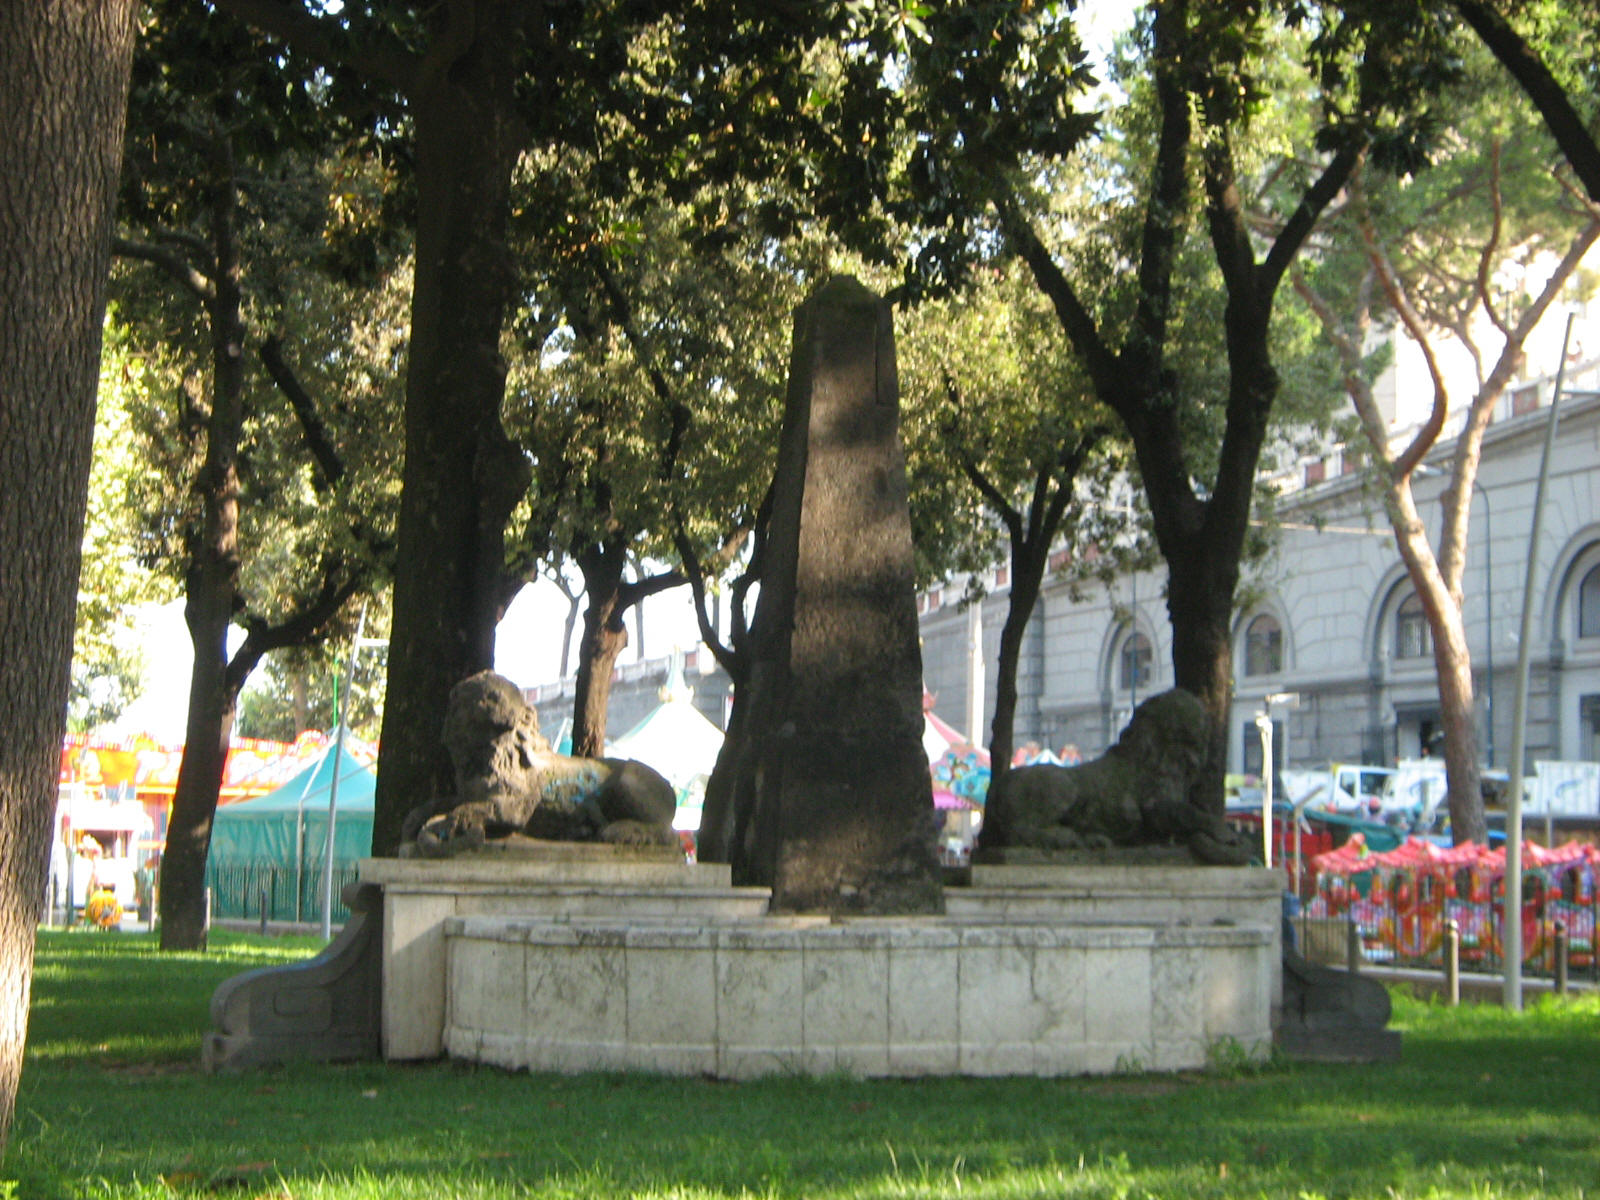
[[1119, 631, 1152, 691], [1579, 563, 1600, 639], [1395, 592, 1431, 659], [1243, 614, 1283, 677]]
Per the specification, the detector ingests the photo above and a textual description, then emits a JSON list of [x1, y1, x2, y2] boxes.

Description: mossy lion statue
[[1002, 688, 1253, 865], [401, 670, 679, 856]]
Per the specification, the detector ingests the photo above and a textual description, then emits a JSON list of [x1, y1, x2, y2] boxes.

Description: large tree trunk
[[1138, 368, 1266, 822], [1288, 187, 1595, 848], [0, 0, 135, 1151], [371, 14, 531, 854], [1164, 548, 1240, 817], [159, 151, 249, 951], [998, 0, 1360, 832], [696, 674, 755, 867], [158, 641, 241, 950]]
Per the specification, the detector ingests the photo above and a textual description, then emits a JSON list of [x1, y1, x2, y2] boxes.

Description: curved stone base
[[200, 854, 1295, 1077], [443, 914, 1275, 1078]]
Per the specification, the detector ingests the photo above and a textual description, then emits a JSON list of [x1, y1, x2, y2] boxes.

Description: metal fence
[[1295, 886, 1599, 983], [204, 861, 361, 925]]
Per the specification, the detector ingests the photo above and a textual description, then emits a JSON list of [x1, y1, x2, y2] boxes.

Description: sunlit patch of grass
[[6, 932, 1599, 1199]]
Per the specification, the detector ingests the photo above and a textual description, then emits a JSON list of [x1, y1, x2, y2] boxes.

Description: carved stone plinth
[[203, 882, 383, 1071], [1276, 946, 1403, 1063]]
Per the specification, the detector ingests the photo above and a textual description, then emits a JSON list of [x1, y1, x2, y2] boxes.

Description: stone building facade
[[919, 373, 1600, 778]]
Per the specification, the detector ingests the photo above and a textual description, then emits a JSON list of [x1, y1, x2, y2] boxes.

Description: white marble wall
[[443, 916, 1274, 1079], [432, 863, 1281, 1080], [363, 854, 769, 1060]]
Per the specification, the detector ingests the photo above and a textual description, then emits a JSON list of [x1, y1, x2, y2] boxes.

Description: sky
[[493, 576, 710, 690]]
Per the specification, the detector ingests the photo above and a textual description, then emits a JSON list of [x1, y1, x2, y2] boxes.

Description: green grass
[[6, 930, 1599, 1199]]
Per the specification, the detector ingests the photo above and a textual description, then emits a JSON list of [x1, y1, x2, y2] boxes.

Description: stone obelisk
[[708, 276, 942, 914]]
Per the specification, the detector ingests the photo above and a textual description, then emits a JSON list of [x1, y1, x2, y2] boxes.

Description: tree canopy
[[64, 0, 1600, 879], [111, 2, 406, 945]]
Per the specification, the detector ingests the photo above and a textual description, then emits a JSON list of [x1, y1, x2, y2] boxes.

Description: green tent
[[205, 742, 375, 922]]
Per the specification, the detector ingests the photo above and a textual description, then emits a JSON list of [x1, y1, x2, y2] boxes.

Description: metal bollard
[[1444, 918, 1460, 1006], [1555, 921, 1569, 995], [259, 886, 270, 936], [1347, 917, 1363, 973]]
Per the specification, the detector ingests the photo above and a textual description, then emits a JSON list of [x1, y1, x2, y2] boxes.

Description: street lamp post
[[1504, 313, 1578, 1010], [1255, 713, 1275, 870], [1257, 692, 1300, 873]]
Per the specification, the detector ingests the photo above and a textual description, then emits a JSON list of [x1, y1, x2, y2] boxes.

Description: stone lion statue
[[400, 670, 679, 856], [997, 688, 1253, 865]]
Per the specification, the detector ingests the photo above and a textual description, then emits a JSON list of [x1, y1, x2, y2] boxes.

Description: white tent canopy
[[607, 654, 724, 832]]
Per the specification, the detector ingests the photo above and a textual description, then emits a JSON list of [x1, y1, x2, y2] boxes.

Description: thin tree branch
[[590, 252, 692, 482], [618, 568, 686, 615], [941, 372, 1023, 545], [1473, 140, 1509, 337], [1360, 216, 1448, 481], [111, 235, 216, 303], [150, 227, 216, 263], [260, 334, 345, 491], [674, 524, 741, 678], [1202, 129, 1256, 301], [995, 199, 1119, 398], [226, 565, 365, 695], [1291, 265, 1396, 474], [1130, 0, 1192, 364]]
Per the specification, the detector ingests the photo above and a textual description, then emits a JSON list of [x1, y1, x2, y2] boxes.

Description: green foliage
[[889, 2, 1099, 296], [1203, 1035, 1275, 1078], [502, 132, 872, 625], [1301, 38, 1593, 344], [110, 2, 408, 677], [897, 260, 1127, 587], [69, 320, 178, 732]]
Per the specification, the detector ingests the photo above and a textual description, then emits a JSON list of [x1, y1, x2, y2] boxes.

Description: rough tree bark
[[155, 136, 250, 951], [211, 0, 538, 856], [367, 8, 532, 854], [0, 0, 136, 1150]]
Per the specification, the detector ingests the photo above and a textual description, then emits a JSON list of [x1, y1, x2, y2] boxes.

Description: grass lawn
[[5, 929, 1598, 1199]]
